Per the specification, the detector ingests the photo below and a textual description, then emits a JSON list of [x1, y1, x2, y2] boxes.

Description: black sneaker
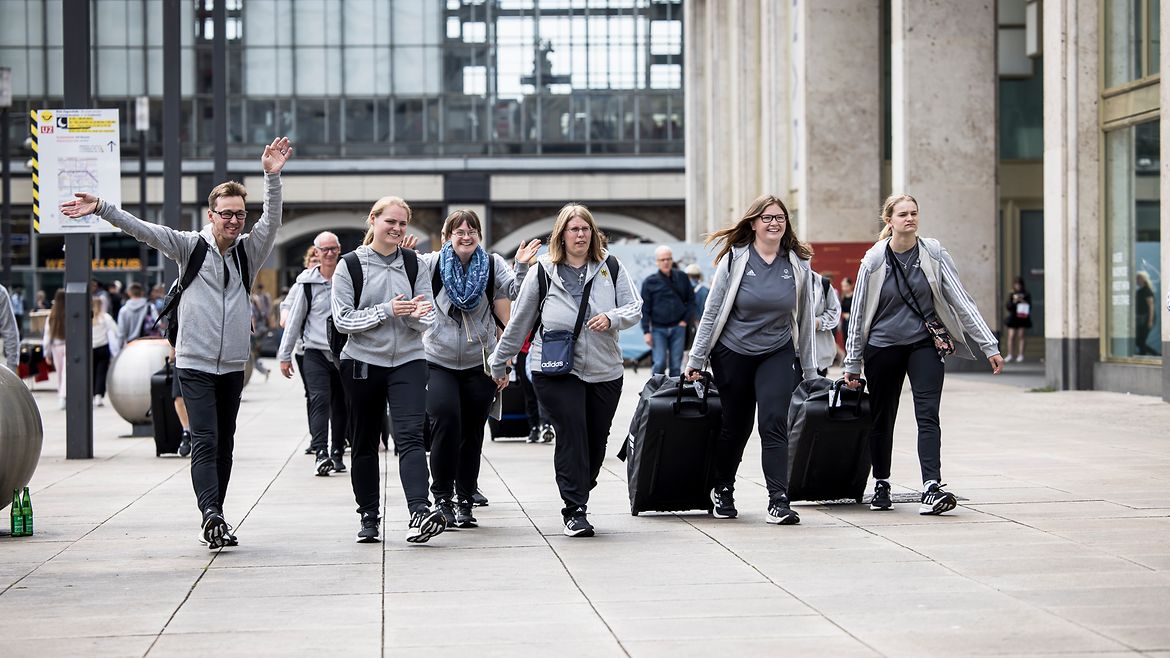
[[223, 522, 239, 547], [314, 450, 333, 476], [539, 423, 556, 443], [406, 509, 447, 544], [454, 500, 477, 528], [304, 446, 316, 455], [356, 513, 380, 543], [471, 489, 489, 507], [178, 430, 192, 457], [434, 498, 457, 527], [199, 509, 228, 549], [919, 483, 958, 515], [710, 486, 737, 519], [526, 427, 540, 443], [870, 481, 893, 511], [563, 513, 594, 537], [766, 496, 800, 525], [331, 450, 346, 473]]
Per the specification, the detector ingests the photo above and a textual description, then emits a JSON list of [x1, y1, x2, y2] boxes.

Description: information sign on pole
[[32, 108, 121, 234]]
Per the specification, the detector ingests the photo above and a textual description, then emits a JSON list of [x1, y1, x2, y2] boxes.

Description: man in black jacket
[[641, 246, 696, 377]]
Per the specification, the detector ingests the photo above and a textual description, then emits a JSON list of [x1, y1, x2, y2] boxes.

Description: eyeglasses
[[452, 229, 480, 239], [316, 246, 341, 253], [566, 226, 592, 234], [213, 210, 247, 221], [758, 214, 787, 224]]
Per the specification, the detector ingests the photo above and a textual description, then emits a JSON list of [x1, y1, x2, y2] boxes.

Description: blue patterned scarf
[[439, 242, 490, 312]]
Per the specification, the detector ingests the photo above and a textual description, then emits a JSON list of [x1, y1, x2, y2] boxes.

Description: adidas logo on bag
[[541, 360, 566, 369]]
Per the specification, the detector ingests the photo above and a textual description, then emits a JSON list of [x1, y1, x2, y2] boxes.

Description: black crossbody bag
[[887, 246, 955, 359]]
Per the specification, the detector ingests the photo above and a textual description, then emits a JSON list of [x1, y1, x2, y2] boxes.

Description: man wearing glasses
[[278, 231, 349, 478], [61, 137, 293, 550]]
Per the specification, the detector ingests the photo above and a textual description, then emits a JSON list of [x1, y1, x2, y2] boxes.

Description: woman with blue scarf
[[421, 209, 541, 528]]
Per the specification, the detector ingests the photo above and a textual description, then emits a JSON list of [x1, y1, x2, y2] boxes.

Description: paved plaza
[[1, 363, 1169, 657]]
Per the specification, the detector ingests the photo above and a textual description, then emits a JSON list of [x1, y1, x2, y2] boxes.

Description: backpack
[[431, 256, 504, 330], [154, 240, 252, 347], [326, 248, 418, 361]]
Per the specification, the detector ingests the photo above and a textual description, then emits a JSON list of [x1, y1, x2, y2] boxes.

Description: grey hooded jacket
[[0, 283, 18, 371], [421, 251, 527, 371], [277, 266, 332, 363], [489, 253, 642, 384], [330, 245, 434, 368], [686, 245, 819, 380], [843, 237, 999, 374], [116, 296, 155, 343], [96, 173, 283, 374]]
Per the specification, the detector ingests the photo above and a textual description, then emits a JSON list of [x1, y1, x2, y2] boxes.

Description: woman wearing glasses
[[420, 209, 540, 529], [842, 194, 1003, 515], [685, 194, 819, 526], [489, 204, 642, 537]]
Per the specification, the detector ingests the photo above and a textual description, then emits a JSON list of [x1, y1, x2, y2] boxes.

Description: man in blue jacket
[[641, 246, 696, 377]]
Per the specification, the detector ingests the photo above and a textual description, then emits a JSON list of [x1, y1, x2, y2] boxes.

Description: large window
[[1104, 120, 1162, 361], [1105, 0, 1161, 88]]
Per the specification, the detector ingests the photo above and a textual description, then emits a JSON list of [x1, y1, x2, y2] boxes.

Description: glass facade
[[1, 0, 684, 159], [1104, 0, 1161, 88], [1104, 120, 1161, 361]]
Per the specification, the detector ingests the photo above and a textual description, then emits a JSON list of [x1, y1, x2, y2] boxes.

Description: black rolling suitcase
[[150, 363, 183, 456], [489, 377, 530, 441], [618, 373, 721, 515], [786, 378, 872, 503]]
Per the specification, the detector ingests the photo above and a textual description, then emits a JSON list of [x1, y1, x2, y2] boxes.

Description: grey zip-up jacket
[[686, 245, 819, 380], [277, 266, 332, 363], [0, 283, 18, 371], [843, 237, 999, 375], [116, 297, 154, 343], [330, 245, 434, 368], [96, 173, 283, 374], [490, 253, 642, 383], [421, 252, 527, 371]]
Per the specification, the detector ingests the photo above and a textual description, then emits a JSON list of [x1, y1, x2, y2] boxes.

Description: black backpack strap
[[157, 239, 209, 320], [821, 275, 830, 299], [235, 245, 251, 295], [342, 251, 363, 307], [486, 257, 504, 330], [571, 273, 600, 340], [529, 263, 550, 337], [431, 264, 442, 297], [300, 282, 313, 340], [402, 247, 418, 296], [605, 254, 622, 305]]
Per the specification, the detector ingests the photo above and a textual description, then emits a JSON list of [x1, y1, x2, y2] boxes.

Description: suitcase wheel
[[630, 510, 639, 516]]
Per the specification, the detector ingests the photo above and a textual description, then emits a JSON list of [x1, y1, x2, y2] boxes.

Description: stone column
[[1042, 0, 1101, 391], [890, 0, 997, 323], [1162, 0, 1170, 401], [791, 0, 882, 242]]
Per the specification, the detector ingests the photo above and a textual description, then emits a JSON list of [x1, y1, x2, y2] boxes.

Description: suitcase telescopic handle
[[830, 378, 865, 418], [674, 371, 713, 415]]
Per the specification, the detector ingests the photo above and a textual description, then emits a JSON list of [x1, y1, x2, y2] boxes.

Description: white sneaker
[[93, 395, 104, 407], [57, 398, 67, 409], [1015, 355, 1024, 363]]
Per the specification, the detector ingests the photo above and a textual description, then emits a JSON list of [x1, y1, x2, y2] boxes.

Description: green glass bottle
[[21, 487, 32, 536], [9, 490, 23, 537]]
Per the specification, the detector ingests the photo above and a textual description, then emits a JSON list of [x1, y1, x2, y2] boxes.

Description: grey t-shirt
[[718, 246, 797, 355], [377, 248, 400, 268], [559, 263, 589, 304], [867, 244, 934, 348]]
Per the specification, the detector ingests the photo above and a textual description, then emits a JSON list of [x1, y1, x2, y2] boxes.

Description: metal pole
[[163, 0, 180, 282], [63, 0, 94, 460], [212, 0, 227, 182], [1, 107, 11, 288], [138, 128, 148, 282]]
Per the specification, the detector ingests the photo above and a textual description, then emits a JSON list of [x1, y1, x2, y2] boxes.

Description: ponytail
[[878, 224, 893, 240]]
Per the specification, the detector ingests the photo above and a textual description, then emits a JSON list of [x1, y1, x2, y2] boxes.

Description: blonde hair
[[879, 194, 918, 240], [548, 203, 605, 264], [91, 297, 105, 326], [362, 196, 413, 246], [302, 245, 318, 268], [705, 194, 812, 265]]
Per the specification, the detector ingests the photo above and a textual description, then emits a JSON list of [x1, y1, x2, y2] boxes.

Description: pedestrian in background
[[91, 297, 122, 407], [0, 283, 19, 372], [489, 203, 642, 538], [685, 194, 820, 527], [43, 290, 68, 409], [1003, 276, 1032, 362], [843, 194, 1003, 516], [641, 245, 695, 377], [685, 264, 709, 317], [117, 282, 159, 342], [811, 272, 841, 376]]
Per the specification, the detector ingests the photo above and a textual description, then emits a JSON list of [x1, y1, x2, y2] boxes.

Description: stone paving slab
[[0, 366, 1168, 656]]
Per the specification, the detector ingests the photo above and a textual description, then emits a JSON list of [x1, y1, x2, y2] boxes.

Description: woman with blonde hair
[[42, 290, 68, 409], [843, 194, 1003, 515], [489, 203, 642, 537], [685, 194, 819, 526], [332, 195, 443, 544]]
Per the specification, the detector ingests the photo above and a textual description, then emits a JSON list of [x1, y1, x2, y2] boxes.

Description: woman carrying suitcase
[[421, 209, 539, 529], [685, 194, 820, 526], [489, 203, 642, 537], [843, 194, 1003, 514]]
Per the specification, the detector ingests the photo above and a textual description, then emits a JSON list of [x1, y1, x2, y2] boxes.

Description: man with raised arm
[[61, 137, 293, 549]]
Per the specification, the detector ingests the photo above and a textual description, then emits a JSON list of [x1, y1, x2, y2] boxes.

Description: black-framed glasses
[[758, 214, 787, 224], [316, 246, 341, 253], [213, 210, 247, 221]]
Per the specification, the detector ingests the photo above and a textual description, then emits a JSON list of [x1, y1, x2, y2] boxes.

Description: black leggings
[[531, 373, 623, 518], [863, 340, 945, 484], [427, 364, 498, 502], [515, 350, 542, 431], [340, 359, 430, 516], [93, 344, 111, 396], [710, 340, 799, 503]]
